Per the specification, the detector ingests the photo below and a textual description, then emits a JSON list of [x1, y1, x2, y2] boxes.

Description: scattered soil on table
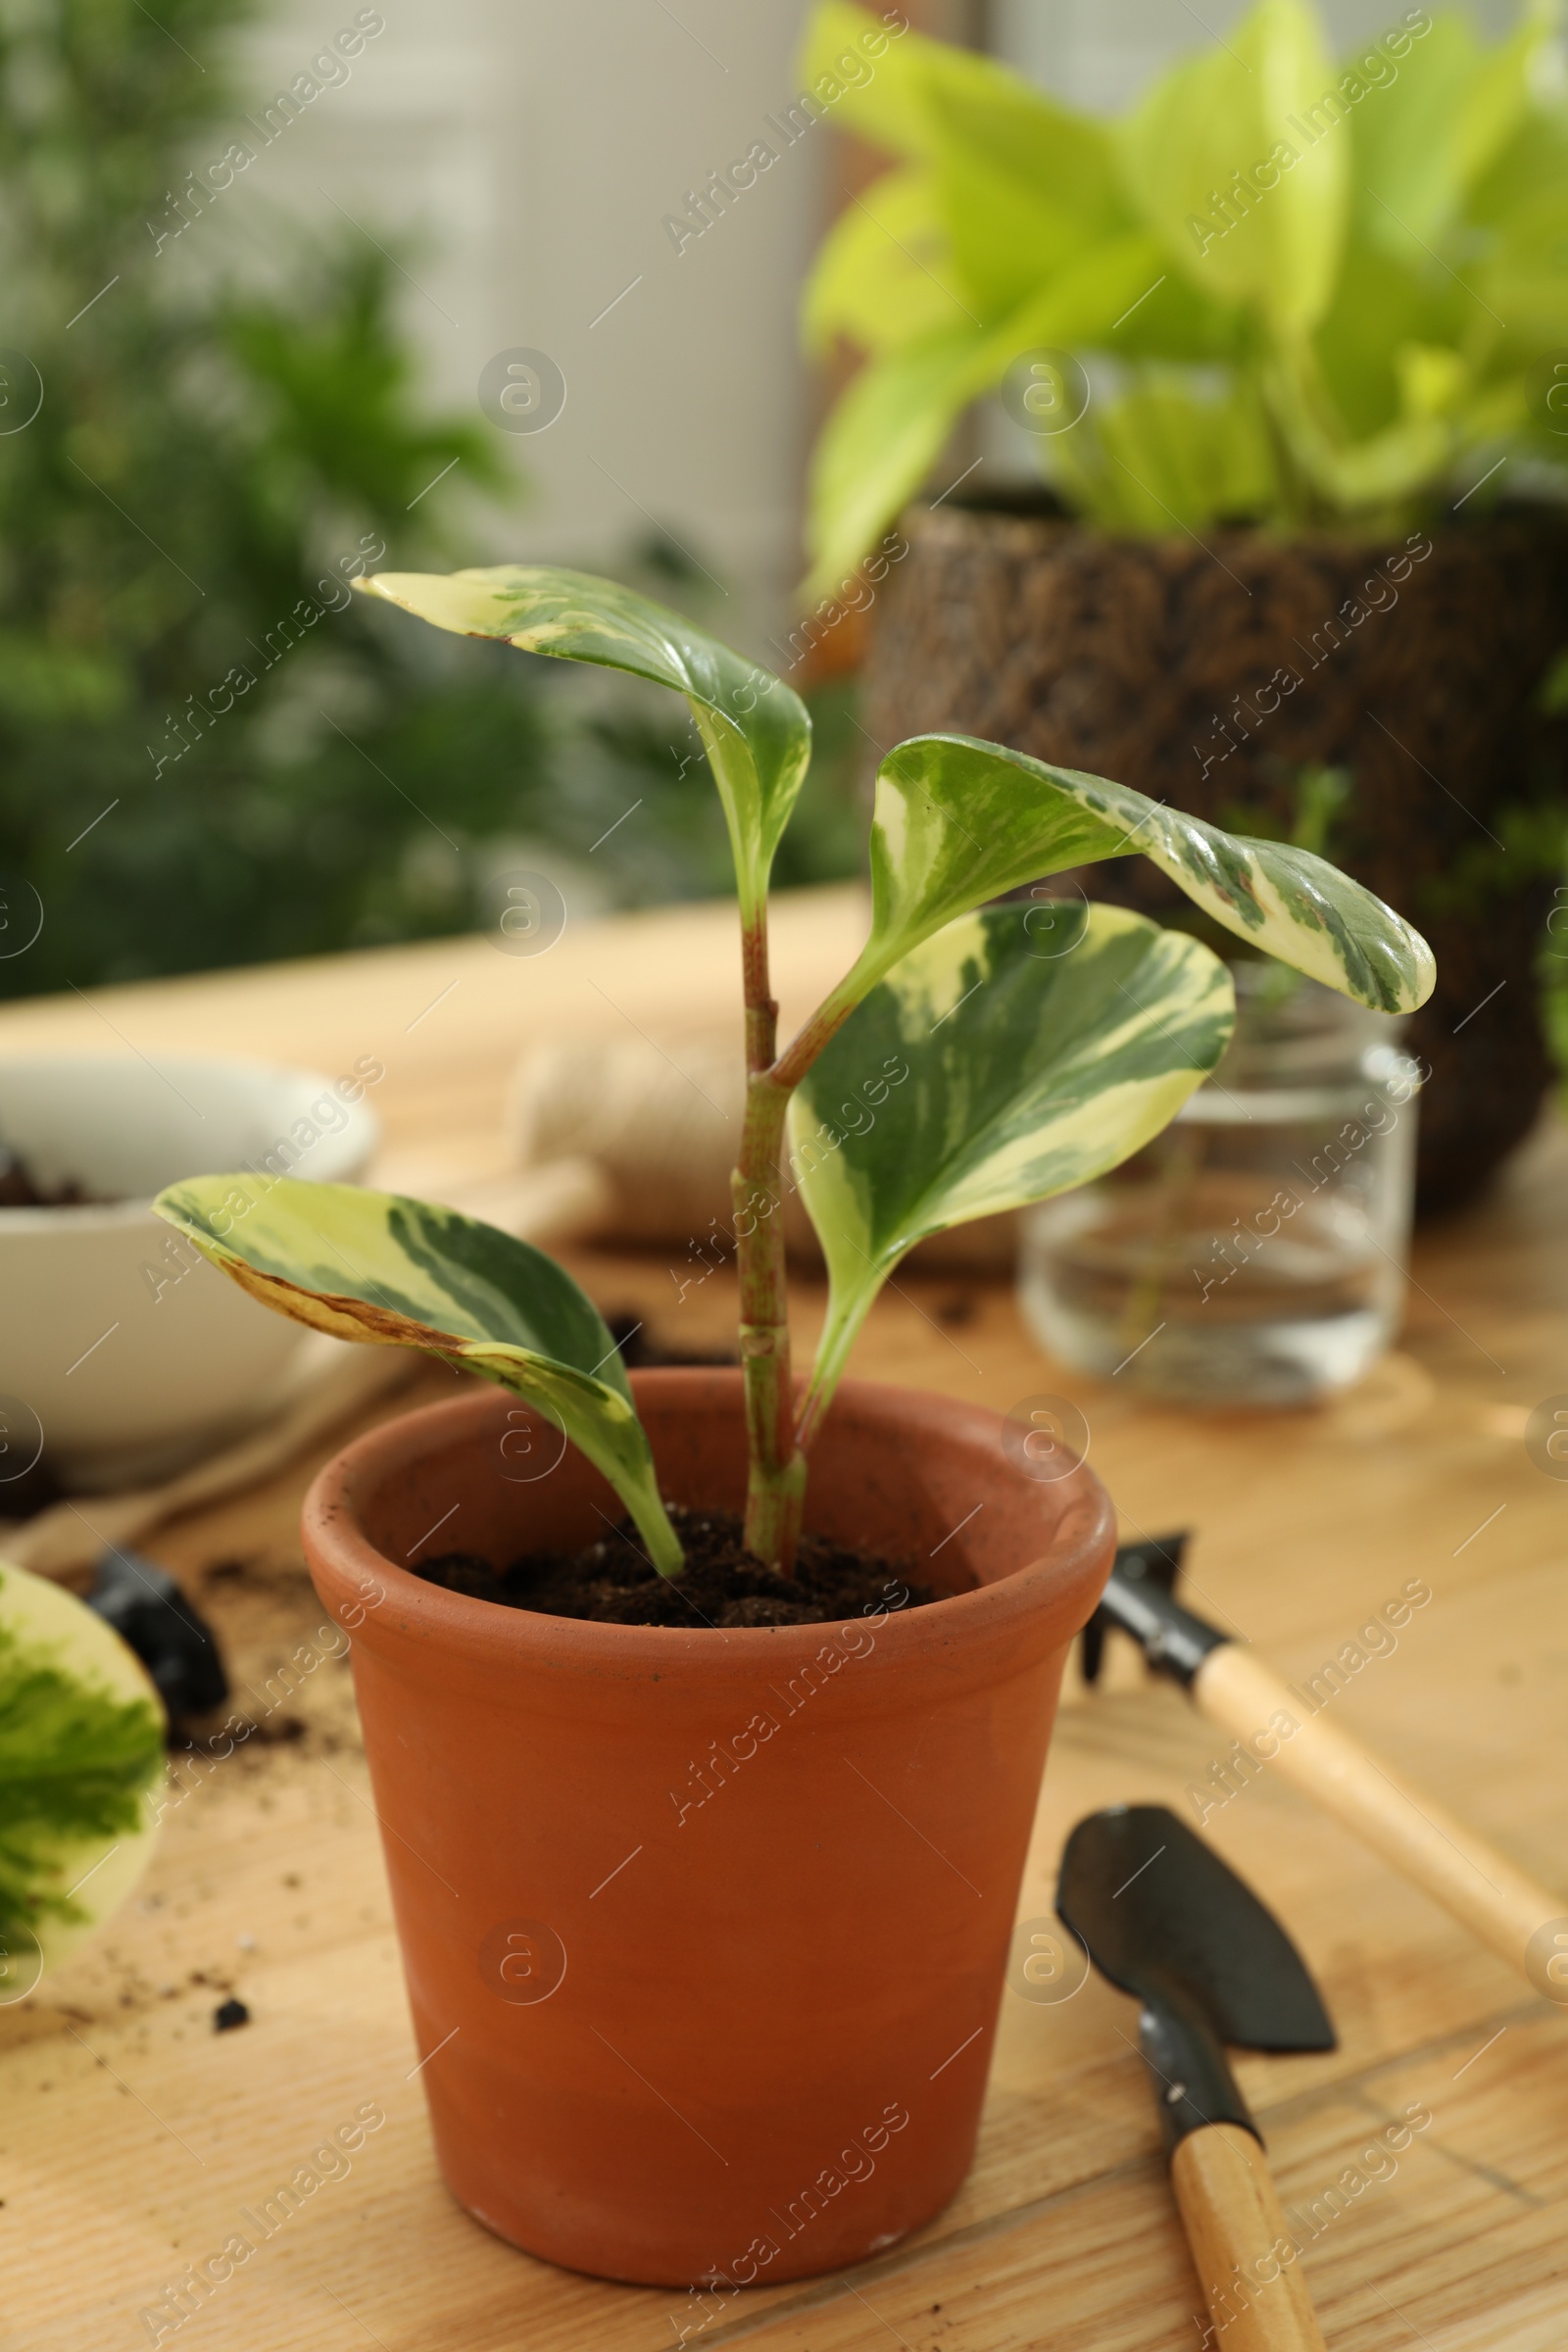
[[158, 1544, 363, 1764], [416, 1504, 936, 1630]]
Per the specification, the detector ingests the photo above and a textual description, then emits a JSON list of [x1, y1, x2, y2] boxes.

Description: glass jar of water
[[1017, 963, 1422, 1404]]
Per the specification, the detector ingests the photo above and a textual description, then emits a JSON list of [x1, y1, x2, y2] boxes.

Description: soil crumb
[[0, 1147, 116, 1206], [416, 1504, 936, 1630]]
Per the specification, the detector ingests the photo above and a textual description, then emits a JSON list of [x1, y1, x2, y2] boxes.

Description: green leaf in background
[[795, 734, 1434, 1049], [808, 166, 982, 357], [0, 1563, 164, 1963], [805, 328, 993, 600], [805, 168, 972, 355], [153, 1177, 684, 1577], [803, 0, 1129, 263], [800, 0, 938, 159], [800, 0, 1568, 559], [1352, 5, 1553, 258], [1469, 55, 1568, 231], [1263, 349, 1456, 507], [1350, 13, 1491, 257], [1311, 236, 1455, 443], [1046, 371, 1276, 532], [923, 74, 1134, 317], [1475, 164, 1568, 347], [355, 567, 809, 925], [791, 906, 1234, 1420], [804, 233, 1176, 598], [797, 0, 1214, 593], [1120, 0, 1348, 336]]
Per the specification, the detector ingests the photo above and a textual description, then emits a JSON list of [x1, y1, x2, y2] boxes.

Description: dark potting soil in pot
[[0, 1146, 114, 1206], [415, 1504, 935, 1629]]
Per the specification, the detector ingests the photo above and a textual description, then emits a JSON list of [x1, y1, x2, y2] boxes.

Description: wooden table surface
[[4, 886, 1568, 2352]]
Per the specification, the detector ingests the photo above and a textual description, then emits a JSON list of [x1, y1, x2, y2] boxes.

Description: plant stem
[[770, 979, 860, 1094], [735, 908, 807, 1570]]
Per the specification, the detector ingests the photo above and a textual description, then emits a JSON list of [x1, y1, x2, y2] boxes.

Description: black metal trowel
[[1081, 1537, 1564, 1991], [1057, 1804, 1335, 2350]]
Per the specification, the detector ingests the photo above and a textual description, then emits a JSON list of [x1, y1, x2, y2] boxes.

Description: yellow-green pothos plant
[[154, 568, 1435, 1575], [797, 0, 1568, 599]]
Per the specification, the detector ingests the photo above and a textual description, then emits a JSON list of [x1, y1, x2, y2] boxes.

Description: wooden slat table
[[3, 886, 1567, 2351]]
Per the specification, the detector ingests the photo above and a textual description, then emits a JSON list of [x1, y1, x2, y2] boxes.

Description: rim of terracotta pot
[[303, 1369, 1114, 1691]]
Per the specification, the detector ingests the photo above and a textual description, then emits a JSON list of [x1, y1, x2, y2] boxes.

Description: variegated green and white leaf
[[354, 566, 808, 922], [0, 1560, 165, 1982], [793, 733, 1433, 1062], [152, 1176, 683, 1577], [791, 905, 1235, 1425]]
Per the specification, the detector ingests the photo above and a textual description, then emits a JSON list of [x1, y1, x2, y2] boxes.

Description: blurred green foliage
[[800, 0, 1568, 596], [0, 0, 860, 999]]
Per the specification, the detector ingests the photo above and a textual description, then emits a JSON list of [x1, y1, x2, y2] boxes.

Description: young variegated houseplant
[[156, 568, 1431, 1577], [153, 568, 1432, 2289]]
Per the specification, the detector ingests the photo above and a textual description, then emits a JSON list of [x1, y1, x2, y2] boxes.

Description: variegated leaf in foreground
[[794, 734, 1433, 1058], [0, 1561, 165, 1974], [790, 905, 1235, 1430], [354, 565, 808, 921], [152, 1176, 683, 1577]]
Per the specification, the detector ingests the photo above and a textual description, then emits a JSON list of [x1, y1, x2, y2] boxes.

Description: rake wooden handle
[[1194, 1643, 1563, 1981], [1171, 2123, 1327, 2349]]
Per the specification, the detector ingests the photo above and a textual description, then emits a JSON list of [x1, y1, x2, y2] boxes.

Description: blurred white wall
[[227, 0, 825, 651]]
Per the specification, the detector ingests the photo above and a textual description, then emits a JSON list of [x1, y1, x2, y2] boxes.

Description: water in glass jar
[[1018, 965, 1422, 1404]]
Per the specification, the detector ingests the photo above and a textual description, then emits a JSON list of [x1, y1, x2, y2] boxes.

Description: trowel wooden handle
[[1195, 1644, 1563, 1980], [1171, 2123, 1327, 2349]]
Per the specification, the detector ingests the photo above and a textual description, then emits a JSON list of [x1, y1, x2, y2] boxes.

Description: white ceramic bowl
[[0, 1055, 379, 1487]]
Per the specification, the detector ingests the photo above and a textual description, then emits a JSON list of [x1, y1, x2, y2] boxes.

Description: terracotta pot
[[862, 496, 1568, 1211], [302, 1369, 1112, 2289]]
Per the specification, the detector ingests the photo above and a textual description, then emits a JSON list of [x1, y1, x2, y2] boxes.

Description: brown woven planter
[[861, 498, 1568, 1211]]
